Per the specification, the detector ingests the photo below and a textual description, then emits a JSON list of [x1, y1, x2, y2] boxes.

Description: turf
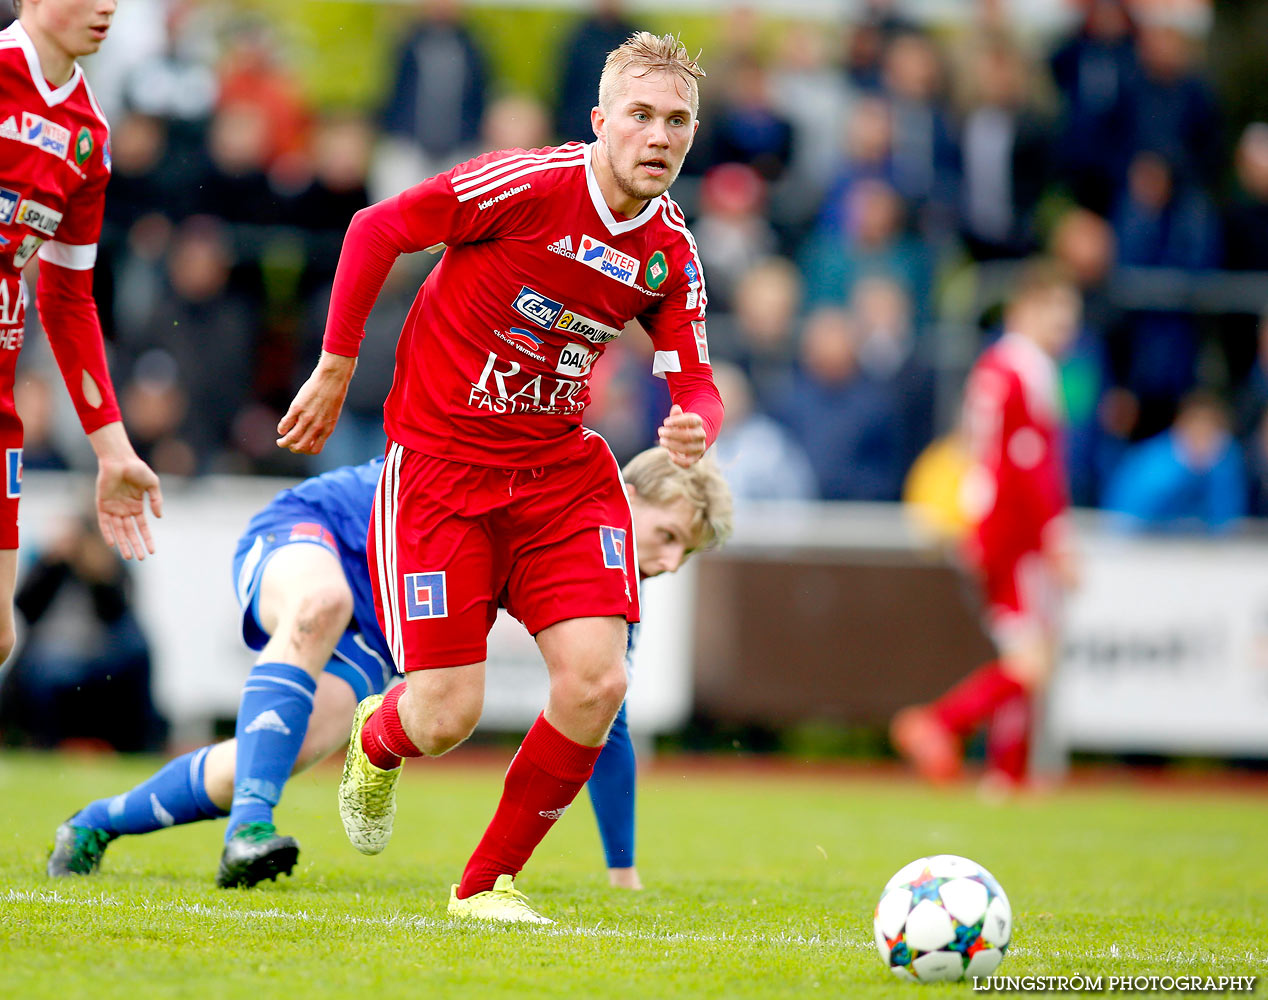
[[1, 752, 1265, 999]]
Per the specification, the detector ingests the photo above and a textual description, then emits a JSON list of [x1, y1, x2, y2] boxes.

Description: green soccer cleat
[[447, 875, 555, 925], [215, 821, 300, 889], [47, 822, 114, 877], [338, 693, 401, 855]]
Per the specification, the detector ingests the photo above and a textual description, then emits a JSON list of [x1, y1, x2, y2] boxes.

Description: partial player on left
[[1, 1, 162, 659]]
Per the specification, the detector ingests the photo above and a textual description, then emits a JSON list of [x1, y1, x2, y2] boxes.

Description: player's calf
[[386, 665, 484, 759]]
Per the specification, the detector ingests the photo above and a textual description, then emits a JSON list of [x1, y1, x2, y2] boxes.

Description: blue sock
[[588, 701, 636, 868], [71, 746, 227, 835], [225, 662, 317, 840]]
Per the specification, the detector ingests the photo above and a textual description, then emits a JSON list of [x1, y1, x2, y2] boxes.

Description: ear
[[590, 104, 605, 142], [624, 482, 637, 502]]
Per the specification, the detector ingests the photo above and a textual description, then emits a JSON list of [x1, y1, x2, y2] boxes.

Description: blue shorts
[[232, 503, 395, 704]]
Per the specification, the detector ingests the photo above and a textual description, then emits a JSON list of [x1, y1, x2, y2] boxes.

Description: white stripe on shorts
[[374, 442, 405, 672]]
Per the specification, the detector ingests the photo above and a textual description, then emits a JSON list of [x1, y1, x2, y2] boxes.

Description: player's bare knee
[[0, 627, 14, 666], [595, 667, 628, 715], [289, 583, 354, 648], [555, 663, 626, 721]]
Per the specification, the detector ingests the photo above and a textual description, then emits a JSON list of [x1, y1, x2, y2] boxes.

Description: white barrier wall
[[1051, 536, 1268, 757]]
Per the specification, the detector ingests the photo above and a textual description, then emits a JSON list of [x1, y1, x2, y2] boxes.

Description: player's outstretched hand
[[657, 404, 706, 467], [277, 352, 357, 455], [96, 453, 163, 562]]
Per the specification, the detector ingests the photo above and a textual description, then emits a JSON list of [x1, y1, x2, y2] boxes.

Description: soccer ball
[[873, 854, 1012, 984]]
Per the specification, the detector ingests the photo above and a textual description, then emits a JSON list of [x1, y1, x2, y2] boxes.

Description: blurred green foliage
[[228, 1, 725, 113]]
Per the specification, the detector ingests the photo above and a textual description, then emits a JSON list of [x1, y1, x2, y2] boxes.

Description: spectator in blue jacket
[[1103, 391, 1247, 534], [771, 307, 904, 500]]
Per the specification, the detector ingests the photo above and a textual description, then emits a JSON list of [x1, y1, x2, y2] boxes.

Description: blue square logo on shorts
[[599, 526, 626, 570], [5, 448, 21, 499], [404, 571, 447, 620]]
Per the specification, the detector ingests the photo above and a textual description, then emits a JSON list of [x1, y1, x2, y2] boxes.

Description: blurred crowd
[[10, 0, 1268, 530]]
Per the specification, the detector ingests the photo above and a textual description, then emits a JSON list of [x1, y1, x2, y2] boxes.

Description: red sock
[[457, 713, 602, 898], [986, 692, 1032, 783], [360, 684, 420, 770], [932, 661, 1027, 737]]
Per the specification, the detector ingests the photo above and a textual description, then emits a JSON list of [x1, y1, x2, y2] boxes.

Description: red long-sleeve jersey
[[321, 141, 722, 469], [1, 21, 120, 436], [959, 333, 1069, 571]]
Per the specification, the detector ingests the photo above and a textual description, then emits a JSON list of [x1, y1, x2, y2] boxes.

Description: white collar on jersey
[[583, 142, 665, 238], [6, 20, 84, 108]]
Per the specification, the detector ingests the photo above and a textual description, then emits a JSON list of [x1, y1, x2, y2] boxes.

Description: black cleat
[[48, 822, 115, 877], [215, 821, 300, 889]]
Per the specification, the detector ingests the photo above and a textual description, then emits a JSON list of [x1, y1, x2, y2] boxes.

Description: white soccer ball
[[873, 854, 1012, 984]]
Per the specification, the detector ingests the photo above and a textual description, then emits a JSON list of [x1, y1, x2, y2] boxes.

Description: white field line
[[4, 889, 1267, 968]]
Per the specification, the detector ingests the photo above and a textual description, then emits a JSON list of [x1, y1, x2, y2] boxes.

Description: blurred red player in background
[[893, 260, 1081, 790]]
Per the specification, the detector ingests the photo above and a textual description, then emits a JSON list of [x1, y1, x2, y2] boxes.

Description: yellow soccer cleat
[[338, 694, 401, 855], [447, 875, 554, 925]]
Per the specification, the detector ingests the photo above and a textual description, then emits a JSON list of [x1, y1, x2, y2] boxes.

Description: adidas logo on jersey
[[0, 116, 18, 140], [245, 709, 291, 735], [547, 235, 575, 259]]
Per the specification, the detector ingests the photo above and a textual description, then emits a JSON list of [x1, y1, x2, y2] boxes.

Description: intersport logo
[[577, 234, 638, 286]]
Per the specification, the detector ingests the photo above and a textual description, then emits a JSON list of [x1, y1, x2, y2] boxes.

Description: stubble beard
[[612, 157, 680, 206]]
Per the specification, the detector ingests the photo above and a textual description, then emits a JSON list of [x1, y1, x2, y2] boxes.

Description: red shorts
[[979, 550, 1061, 648], [0, 347, 22, 549], [368, 429, 639, 671]]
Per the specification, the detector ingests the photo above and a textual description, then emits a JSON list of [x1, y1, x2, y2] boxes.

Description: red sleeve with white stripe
[[36, 259, 121, 433], [323, 146, 574, 358]]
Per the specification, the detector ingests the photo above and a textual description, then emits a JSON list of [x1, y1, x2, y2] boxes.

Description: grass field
[[2, 751, 1265, 999]]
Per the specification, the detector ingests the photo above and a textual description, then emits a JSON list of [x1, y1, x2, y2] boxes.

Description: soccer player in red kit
[[277, 32, 720, 923], [892, 261, 1080, 790], [0, 0, 161, 663]]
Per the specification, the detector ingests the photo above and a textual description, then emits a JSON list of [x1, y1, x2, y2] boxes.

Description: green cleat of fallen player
[[48, 822, 115, 877]]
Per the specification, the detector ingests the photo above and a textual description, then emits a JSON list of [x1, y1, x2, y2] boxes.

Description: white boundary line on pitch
[[4, 888, 858, 950], [4, 889, 1267, 967]]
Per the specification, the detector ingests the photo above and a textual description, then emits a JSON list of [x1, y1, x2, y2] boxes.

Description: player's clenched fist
[[657, 404, 706, 467]]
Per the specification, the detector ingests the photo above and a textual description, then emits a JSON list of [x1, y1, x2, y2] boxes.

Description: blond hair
[[623, 447, 732, 552], [599, 31, 706, 117], [1009, 257, 1077, 308]]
